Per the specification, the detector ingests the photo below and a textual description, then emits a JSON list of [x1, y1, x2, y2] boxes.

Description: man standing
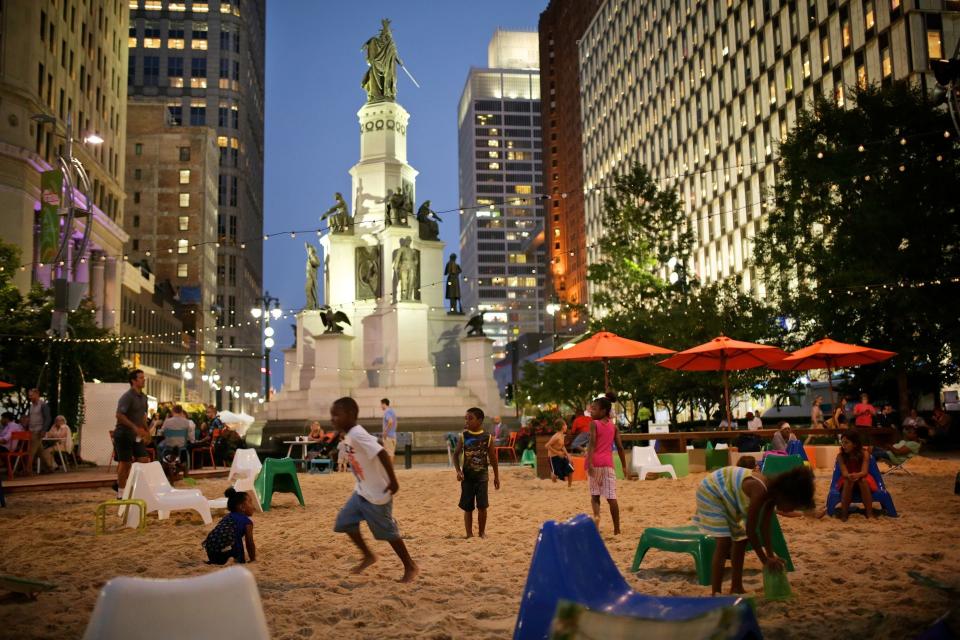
[[381, 398, 397, 462], [115, 370, 150, 498], [491, 415, 505, 445], [26, 388, 54, 475]]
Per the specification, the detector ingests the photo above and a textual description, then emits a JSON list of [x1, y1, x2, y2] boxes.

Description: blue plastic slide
[[513, 514, 762, 639]]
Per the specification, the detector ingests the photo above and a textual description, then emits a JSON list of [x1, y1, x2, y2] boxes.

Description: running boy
[[453, 407, 501, 538], [331, 397, 418, 583]]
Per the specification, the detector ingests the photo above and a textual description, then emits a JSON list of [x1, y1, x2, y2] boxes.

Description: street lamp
[[171, 356, 195, 402], [32, 113, 103, 335], [251, 292, 281, 403]]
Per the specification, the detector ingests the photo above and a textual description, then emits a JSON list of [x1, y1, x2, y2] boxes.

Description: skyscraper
[[127, 0, 265, 406], [458, 30, 546, 358], [0, 1, 130, 321], [579, 0, 957, 300], [538, 0, 603, 332]]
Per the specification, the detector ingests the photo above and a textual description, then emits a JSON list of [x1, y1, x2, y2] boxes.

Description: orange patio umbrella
[[538, 331, 675, 392], [0, 382, 12, 389], [769, 338, 896, 407], [657, 336, 789, 429]]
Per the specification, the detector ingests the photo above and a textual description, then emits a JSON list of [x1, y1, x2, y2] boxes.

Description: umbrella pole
[[722, 367, 732, 430], [603, 358, 610, 393], [827, 365, 835, 413]]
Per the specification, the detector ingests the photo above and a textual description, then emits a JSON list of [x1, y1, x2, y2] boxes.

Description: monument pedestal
[[458, 337, 502, 411], [308, 333, 358, 392]]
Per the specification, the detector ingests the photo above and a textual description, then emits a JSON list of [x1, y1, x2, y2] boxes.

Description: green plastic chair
[[761, 454, 803, 476], [520, 448, 536, 468], [255, 457, 305, 512], [631, 506, 795, 585]]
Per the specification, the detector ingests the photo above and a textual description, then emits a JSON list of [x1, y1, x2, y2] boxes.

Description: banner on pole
[[39, 169, 63, 263]]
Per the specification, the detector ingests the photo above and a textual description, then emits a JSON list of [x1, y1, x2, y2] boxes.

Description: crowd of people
[[0, 388, 74, 474]]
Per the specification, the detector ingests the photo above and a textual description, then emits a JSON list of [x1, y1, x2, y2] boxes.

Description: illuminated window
[[507, 276, 519, 287], [179, 216, 189, 231], [927, 30, 943, 60], [169, 2, 186, 10], [891, 0, 900, 10], [230, 137, 239, 149], [857, 64, 867, 89], [217, 135, 228, 147], [488, 162, 500, 170], [221, 0, 232, 12], [179, 169, 190, 184], [192, 25, 208, 50], [144, 0, 162, 9], [841, 20, 851, 48], [821, 35, 830, 64], [865, 1, 875, 29], [514, 185, 532, 194], [190, 77, 207, 89], [143, 23, 162, 48], [129, 1, 139, 8], [835, 84, 844, 107], [179, 193, 190, 207], [881, 48, 892, 77], [178, 239, 189, 254], [487, 140, 500, 147], [177, 263, 188, 278], [192, 2, 209, 12], [524, 277, 537, 287], [168, 28, 185, 49]]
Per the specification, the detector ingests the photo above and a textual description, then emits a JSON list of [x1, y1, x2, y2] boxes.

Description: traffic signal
[[504, 383, 514, 402]]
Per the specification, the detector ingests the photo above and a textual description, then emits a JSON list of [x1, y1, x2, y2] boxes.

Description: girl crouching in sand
[[693, 465, 814, 595], [203, 488, 256, 565]]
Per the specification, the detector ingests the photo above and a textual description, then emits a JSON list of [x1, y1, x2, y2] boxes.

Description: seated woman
[[44, 415, 73, 467], [769, 422, 796, 451], [873, 426, 920, 466], [305, 421, 326, 460], [835, 429, 876, 521]]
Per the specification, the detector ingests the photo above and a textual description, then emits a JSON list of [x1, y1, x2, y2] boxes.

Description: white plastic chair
[[209, 449, 263, 512], [82, 566, 269, 640], [121, 462, 212, 527], [631, 445, 677, 480]]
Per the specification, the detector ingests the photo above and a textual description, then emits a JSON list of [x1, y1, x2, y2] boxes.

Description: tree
[[515, 360, 602, 417], [0, 239, 128, 430], [753, 82, 960, 411]]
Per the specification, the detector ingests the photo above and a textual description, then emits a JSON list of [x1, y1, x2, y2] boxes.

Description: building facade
[[458, 30, 547, 358], [538, 0, 603, 332], [123, 101, 218, 397], [127, 0, 265, 407], [579, 0, 959, 300], [0, 0, 129, 324]]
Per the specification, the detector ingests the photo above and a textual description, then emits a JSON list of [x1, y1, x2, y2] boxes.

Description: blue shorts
[[334, 492, 400, 541]]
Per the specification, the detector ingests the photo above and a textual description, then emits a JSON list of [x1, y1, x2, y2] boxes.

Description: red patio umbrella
[[538, 331, 675, 392], [0, 382, 12, 389], [657, 336, 789, 429], [769, 338, 896, 407]]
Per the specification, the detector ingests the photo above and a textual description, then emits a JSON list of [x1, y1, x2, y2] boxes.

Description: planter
[[657, 452, 690, 477], [814, 445, 840, 469]]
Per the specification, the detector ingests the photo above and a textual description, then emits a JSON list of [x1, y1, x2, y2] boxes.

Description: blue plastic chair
[[513, 514, 761, 640], [825, 455, 898, 517], [786, 439, 808, 462]]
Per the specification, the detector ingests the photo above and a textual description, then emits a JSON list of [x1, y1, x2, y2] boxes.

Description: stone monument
[[269, 20, 503, 420]]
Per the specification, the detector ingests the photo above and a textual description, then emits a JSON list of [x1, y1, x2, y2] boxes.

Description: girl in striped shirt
[[692, 465, 814, 595]]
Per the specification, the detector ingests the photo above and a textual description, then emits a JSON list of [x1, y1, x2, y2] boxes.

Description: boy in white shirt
[[331, 397, 418, 583]]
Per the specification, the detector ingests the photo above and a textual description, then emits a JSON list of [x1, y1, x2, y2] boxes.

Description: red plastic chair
[[191, 442, 216, 469], [494, 431, 519, 464], [3, 431, 33, 479]]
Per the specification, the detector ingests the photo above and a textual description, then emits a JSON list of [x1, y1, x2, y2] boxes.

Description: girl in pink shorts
[[585, 396, 630, 534]]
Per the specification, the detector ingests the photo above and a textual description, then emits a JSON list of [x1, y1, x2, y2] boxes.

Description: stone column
[[102, 257, 119, 330], [458, 336, 503, 413]]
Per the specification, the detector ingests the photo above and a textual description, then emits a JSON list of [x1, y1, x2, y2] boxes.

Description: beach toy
[[0, 575, 56, 600], [254, 457, 304, 511], [825, 456, 898, 517], [95, 499, 147, 535], [762, 566, 792, 601], [513, 514, 761, 640], [632, 504, 795, 585], [520, 449, 536, 469], [82, 566, 268, 640]]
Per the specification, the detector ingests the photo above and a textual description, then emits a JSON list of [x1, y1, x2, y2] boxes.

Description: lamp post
[[251, 292, 282, 403], [171, 356, 195, 402], [201, 369, 221, 405], [32, 113, 103, 334]]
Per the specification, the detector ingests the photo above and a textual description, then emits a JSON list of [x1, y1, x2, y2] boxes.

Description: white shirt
[[747, 417, 763, 431], [340, 425, 390, 505]]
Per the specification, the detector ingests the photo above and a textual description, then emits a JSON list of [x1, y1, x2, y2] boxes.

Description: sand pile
[[1, 455, 958, 639]]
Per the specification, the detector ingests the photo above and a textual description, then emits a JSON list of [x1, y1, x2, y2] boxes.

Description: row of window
[[130, 22, 241, 52], [131, 0, 240, 16], [129, 55, 240, 89], [130, 214, 192, 232]]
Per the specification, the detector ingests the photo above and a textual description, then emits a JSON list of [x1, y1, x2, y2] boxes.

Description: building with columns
[[0, 0, 130, 325]]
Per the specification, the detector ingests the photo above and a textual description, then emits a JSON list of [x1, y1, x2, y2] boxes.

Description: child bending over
[[693, 465, 814, 595], [331, 397, 418, 583], [203, 488, 256, 564]]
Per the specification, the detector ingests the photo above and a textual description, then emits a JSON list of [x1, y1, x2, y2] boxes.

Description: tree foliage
[[0, 239, 128, 429], [753, 82, 960, 409]]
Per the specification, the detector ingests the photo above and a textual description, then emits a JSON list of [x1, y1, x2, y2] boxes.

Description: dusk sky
[[264, 2, 545, 387]]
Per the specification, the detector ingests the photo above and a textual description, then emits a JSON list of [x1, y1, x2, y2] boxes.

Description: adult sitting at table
[[902, 409, 929, 439], [0, 411, 23, 452], [745, 411, 763, 431], [158, 405, 195, 461], [770, 422, 797, 452], [305, 421, 327, 461], [44, 415, 73, 468], [872, 426, 920, 467]]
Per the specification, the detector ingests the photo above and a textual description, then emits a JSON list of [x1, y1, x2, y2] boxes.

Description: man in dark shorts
[[115, 369, 150, 497], [453, 407, 501, 538]]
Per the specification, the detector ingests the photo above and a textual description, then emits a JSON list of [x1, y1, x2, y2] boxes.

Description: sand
[[1, 455, 958, 639]]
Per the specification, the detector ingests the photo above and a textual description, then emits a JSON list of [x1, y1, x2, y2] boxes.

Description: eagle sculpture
[[319, 306, 352, 334]]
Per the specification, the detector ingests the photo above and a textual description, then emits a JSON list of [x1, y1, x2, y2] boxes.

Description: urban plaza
[[1, 2, 959, 639]]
